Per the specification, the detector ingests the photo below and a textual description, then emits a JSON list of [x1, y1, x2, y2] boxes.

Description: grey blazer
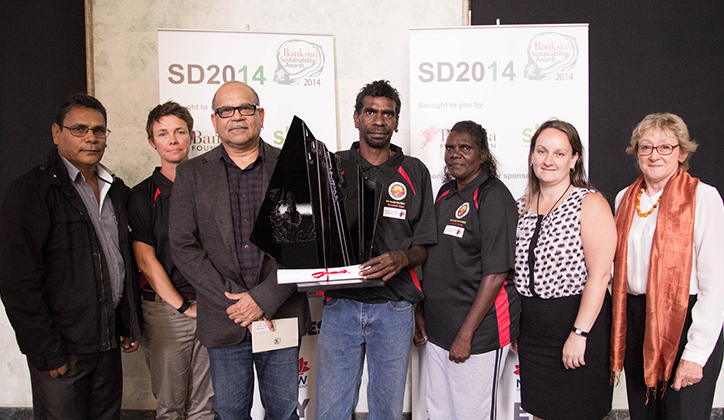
[[169, 141, 311, 348]]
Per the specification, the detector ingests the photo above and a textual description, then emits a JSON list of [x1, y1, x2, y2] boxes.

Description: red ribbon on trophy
[[311, 269, 351, 281]]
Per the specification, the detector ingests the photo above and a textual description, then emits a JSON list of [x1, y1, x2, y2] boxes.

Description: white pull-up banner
[[410, 24, 589, 199], [409, 24, 589, 420], [158, 29, 337, 156]]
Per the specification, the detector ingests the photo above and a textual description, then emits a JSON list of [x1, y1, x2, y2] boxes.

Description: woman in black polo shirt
[[415, 120, 519, 418], [128, 102, 215, 419]]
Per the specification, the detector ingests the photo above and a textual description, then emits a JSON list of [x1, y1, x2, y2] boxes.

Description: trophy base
[[297, 279, 385, 292]]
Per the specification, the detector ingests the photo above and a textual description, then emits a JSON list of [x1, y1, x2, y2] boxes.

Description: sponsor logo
[[524, 32, 579, 80], [299, 358, 310, 375], [388, 182, 407, 200], [190, 130, 221, 153], [274, 40, 325, 85], [456, 203, 470, 219], [298, 358, 310, 389], [420, 124, 441, 149]]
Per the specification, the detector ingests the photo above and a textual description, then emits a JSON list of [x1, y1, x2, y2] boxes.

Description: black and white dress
[[514, 188, 612, 420]]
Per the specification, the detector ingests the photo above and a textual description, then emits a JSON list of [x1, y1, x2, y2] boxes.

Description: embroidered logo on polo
[[388, 182, 407, 201], [456, 203, 470, 218], [384, 182, 408, 219], [443, 203, 469, 238]]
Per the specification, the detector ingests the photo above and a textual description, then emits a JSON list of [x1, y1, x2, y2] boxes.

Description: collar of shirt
[[450, 170, 491, 200], [58, 150, 115, 207], [346, 141, 404, 178], [151, 167, 174, 195], [219, 139, 265, 170], [639, 188, 663, 213]]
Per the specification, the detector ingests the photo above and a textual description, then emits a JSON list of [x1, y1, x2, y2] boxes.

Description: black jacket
[[0, 148, 141, 371]]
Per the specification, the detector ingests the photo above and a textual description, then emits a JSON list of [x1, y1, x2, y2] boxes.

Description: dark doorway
[[0, 0, 88, 198]]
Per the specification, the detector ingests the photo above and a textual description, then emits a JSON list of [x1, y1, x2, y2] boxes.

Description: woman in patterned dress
[[514, 119, 616, 420]]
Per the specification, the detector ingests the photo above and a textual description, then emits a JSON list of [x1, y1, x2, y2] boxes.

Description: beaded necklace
[[635, 186, 662, 218]]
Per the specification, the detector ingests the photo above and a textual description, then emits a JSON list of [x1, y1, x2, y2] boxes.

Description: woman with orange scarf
[[611, 113, 724, 420]]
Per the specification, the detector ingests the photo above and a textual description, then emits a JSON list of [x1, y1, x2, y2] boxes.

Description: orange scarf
[[611, 168, 698, 390]]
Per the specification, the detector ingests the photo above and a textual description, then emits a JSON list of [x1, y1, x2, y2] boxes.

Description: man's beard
[[361, 129, 391, 149]]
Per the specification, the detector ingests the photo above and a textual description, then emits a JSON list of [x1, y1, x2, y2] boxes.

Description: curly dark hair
[[443, 120, 499, 183], [354, 80, 401, 117]]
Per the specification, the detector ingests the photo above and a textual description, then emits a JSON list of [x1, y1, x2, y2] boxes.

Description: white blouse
[[615, 182, 724, 366]]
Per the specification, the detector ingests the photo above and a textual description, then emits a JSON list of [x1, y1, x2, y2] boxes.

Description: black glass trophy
[[251, 116, 383, 291]]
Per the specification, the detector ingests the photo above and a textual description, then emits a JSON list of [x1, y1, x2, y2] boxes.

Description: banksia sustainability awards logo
[[274, 40, 325, 85], [524, 32, 579, 81]]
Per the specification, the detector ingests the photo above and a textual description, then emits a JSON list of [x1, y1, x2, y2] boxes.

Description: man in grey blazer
[[169, 81, 311, 420]]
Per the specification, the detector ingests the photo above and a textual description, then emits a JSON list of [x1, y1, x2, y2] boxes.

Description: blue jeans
[[315, 298, 414, 420], [207, 337, 299, 420]]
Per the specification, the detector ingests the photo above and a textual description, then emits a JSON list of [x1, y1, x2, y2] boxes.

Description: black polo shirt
[[128, 168, 195, 293], [422, 171, 520, 354], [327, 142, 437, 304]]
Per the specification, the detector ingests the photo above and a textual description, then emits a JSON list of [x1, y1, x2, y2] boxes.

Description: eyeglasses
[[637, 144, 679, 156], [214, 104, 260, 118], [62, 125, 111, 139]]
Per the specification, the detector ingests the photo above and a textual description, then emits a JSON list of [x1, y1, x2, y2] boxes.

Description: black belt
[[141, 288, 196, 302]]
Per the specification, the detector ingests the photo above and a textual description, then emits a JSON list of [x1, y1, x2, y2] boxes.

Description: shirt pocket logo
[[455, 202, 470, 219]]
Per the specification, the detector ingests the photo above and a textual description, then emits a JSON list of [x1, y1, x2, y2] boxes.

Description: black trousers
[[28, 348, 123, 420], [624, 294, 724, 420]]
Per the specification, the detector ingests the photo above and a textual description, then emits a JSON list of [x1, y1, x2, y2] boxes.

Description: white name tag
[[443, 225, 465, 238], [383, 206, 407, 219]]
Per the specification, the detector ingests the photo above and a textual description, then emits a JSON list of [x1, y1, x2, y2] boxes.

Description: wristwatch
[[571, 327, 589, 338]]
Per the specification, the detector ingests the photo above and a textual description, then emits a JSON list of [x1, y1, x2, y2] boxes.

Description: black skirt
[[518, 292, 613, 420]]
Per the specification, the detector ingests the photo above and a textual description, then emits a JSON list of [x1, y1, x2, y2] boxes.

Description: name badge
[[383, 206, 407, 219], [443, 225, 465, 238]]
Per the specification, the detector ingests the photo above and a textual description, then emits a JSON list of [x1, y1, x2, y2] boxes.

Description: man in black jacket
[[0, 93, 141, 419]]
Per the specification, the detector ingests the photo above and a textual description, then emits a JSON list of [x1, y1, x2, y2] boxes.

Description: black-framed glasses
[[637, 144, 679, 156], [214, 104, 260, 118], [62, 125, 111, 139]]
